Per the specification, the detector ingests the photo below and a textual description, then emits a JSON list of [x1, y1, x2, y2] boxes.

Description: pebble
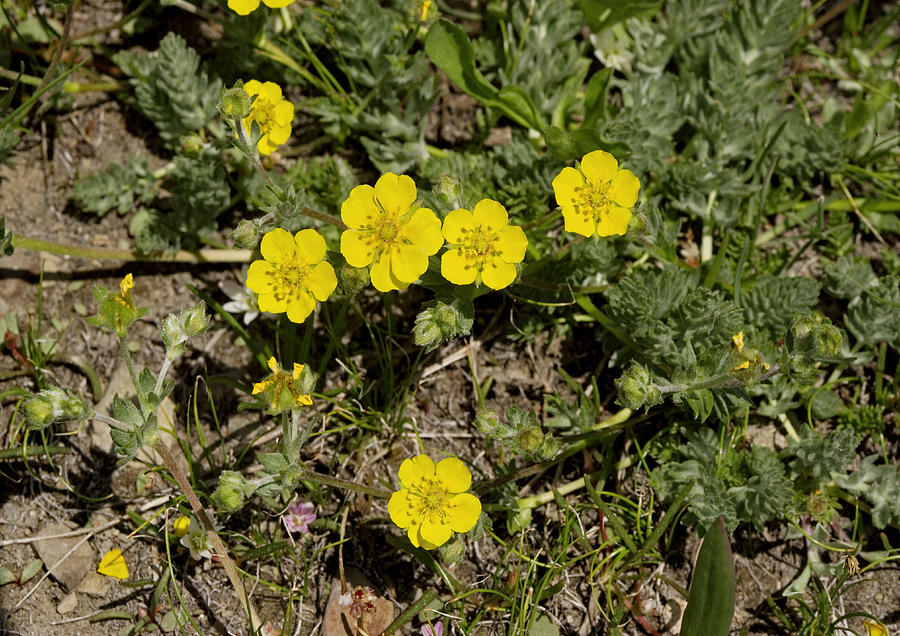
[[32, 521, 96, 592], [57, 591, 78, 614]]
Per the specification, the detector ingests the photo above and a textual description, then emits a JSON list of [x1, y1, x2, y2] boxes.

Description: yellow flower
[[864, 620, 887, 636], [246, 228, 337, 324], [242, 80, 294, 155], [732, 331, 745, 353], [340, 173, 443, 292], [173, 515, 191, 538], [253, 356, 314, 414], [388, 455, 481, 549], [441, 199, 528, 290], [97, 549, 129, 580], [228, 0, 294, 16], [551, 150, 641, 238]]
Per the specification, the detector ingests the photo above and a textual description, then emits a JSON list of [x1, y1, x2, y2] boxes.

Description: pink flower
[[282, 501, 316, 534], [421, 622, 443, 636]]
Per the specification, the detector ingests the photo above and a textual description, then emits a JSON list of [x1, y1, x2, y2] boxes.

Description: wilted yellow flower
[[173, 515, 191, 538], [732, 331, 745, 353], [246, 228, 337, 324], [441, 199, 527, 290], [253, 356, 314, 414], [228, 0, 294, 16], [864, 620, 887, 636], [388, 455, 481, 549], [242, 80, 294, 155], [97, 549, 129, 580], [340, 173, 443, 292], [552, 150, 640, 238]]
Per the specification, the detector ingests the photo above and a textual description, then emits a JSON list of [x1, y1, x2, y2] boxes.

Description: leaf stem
[[11, 234, 251, 263]]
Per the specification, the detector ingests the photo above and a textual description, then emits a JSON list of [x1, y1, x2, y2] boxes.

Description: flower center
[[376, 220, 401, 245], [411, 478, 449, 520], [271, 261, 310, 302], [458, 226, 498, 261], [252, 98, 275, 127], [575, 180, 611, 221]]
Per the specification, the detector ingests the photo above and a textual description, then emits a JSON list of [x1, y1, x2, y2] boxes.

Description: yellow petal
[[294, 229, 327, 264], [472, 199, 508, 233], [448, 493, 482, 533], [98, 549, 129, 580], [419, 518, 452, 548], [369, 255, 400, 292], [259, 81, 283, 103], [285, 294, 316, 324], [407, 520, 422, 548], [435, 457, 472, 492], [580, 150, 618, 185], [340, 230, 376, 268], [273, 100, 294, 125], [481, 260, 517, 290], [228, 0, 261, 14], [441, 248, 477, 286], [119, 273, 134, 297], [403, 208, 443, 255], [608, 169, 640, 208], [266, 356, 279, 373], [260, 228, 295, 263], [595, 205, 632, 237], [374, 173, 417, 215], [266, 123, 292, 146], [173, 516, 190, 538], [257, 290, 288, 314], [496, 225, 528, 263], [551, 167, 584, 207], [388, 490, 414, 528], [245, 260, 274, 295], [306, 262, 337, 301], [864, 620, 888, 636], [244, 79, 263, 95], [398, 455, 435, 488], [257, 135, 278, 155], [561, 206, 595, 237], [442, 208, 474, 243], [262, 0, 295, 6], [341, 185, 378, 229], [390, 244, 428, 284]]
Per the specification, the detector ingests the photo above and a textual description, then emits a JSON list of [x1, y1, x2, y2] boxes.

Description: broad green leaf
[[0, 566, 16, 586], [582, 68, 613, 128], [19, 559, 43, 584], [577, 0, 661, 32], [680, 517, 735, 636]]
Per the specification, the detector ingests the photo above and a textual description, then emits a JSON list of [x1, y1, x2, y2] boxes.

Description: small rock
[[57, 591, 78, 614], [77, 571, 110, 597], [32, 521, 95, 592]]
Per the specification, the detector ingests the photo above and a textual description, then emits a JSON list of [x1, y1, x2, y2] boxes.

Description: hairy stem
[[12, 234, 251, 263]]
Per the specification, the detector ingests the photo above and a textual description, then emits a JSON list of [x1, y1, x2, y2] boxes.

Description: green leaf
[[71, 158, 156, 218], [582, 68, 613, 128], [0, 217, 14, 256], [529, 613, 560, 636], [0, 566, 16, 586], [577, 0, 662, 32], [423, 20, 543, 130], [19, 559, 43, 584], [845, 275, 900, 350], [680, 517, 735, 636]]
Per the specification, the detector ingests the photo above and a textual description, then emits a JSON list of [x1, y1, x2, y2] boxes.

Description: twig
[[0, 517, 120, 546]]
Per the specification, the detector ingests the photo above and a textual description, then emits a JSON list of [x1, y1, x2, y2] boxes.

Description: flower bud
[[437, 537, 466, 565], [808, 491, 829, 519], [281, 463, 303, 489], [218, 82, 251, 119], [474, 409, 501, 436], [339, 264, 370, 296], [413, 301, 467, 351], [437, 175, 463, 206], [615, 361, 661, 411], [215, 470, 256, 513], [183, 302, 210, 338], [515, 426, 544, 453], [24, 387, 91, 430], [180, 134, 204, 157], [231, 219, 260, 249], [789, 312, 843, 358]]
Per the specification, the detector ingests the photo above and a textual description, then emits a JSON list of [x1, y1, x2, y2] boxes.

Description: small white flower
[[220, 270, 260, 325], [589, 30, 634, 73], [180, 514, 221, 561]]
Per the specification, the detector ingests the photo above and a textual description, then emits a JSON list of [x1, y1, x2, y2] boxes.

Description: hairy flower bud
[[516, 426, 544, 453], [437, 537, 466, 565], [338, 264, 370, 296], [218, 82, 252, 119], [413, 301, 467, 351], [436, 175, 463, 207], [215, 470, 256, 513], [180, 134, 205, 157], [789, 312, 843, 358], [231, 219, 260, 249], [24, 387, 91, 430], [474, 409, 501, 436], [161, 303, 209, 360], [615, 362, 661, 411]]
